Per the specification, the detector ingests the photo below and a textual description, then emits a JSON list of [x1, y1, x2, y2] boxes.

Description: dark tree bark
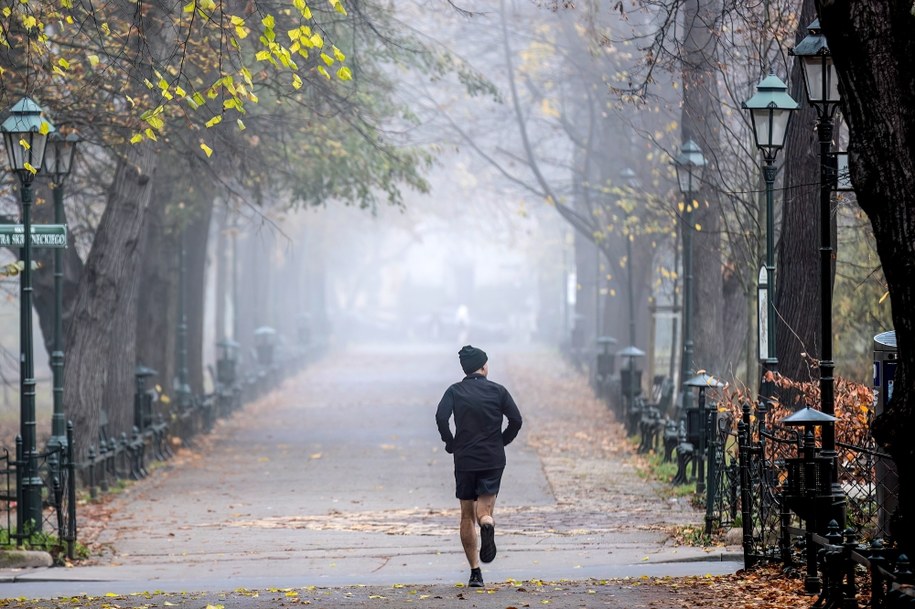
[[65, 146, 156, 459], [136, 177, 178, 396], [776, 0, 826, 383], [818, 0, 915, 556], [681, 0, 724, 375]]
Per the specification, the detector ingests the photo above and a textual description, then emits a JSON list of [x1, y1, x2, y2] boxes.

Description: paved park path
[[2, 343, 739, 599]]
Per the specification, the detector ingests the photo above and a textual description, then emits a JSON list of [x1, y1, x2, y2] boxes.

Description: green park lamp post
[[742, 74, 797, 413], [619, 167, 642, 419], [1, 97, 55, 533], [790, 17, 844, 526], [42, 132, 80, 452], [620, 167, 640, 349], [673, 139, 706, 417]]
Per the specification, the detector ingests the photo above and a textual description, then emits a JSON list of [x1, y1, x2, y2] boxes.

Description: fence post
[[704, 403, 717, 535], [88, 446, 97, 500], [66, 422, 76, 560], [15, 436, 23, 544], [737, 408, 755, 570]]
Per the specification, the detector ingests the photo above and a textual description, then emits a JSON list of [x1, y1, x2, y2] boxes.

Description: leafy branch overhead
[[0, 0, 355, 152]]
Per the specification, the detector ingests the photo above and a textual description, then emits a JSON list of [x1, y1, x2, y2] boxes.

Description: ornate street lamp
[[790, 17, 842, 493], [790, 16, 847, 544], [1, 97, 55, 534], [673, 140, 706, 416], [42, 132, 80, 452], [742, 74, 797, 412]]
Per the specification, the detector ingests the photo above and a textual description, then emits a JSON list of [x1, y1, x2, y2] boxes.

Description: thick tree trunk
[[776, 0, 824, 383], [681, 0, 724, 375], [186, 201, 213, 393], [136, 180, 178, 396], [819, 0, 915, 554], [65, 146, 156, 459]]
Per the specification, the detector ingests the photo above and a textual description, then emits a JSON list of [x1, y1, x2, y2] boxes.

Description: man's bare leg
[[476, 494, 496, 527], [459, 499, 480, 569], [477, 494, 497, 563]]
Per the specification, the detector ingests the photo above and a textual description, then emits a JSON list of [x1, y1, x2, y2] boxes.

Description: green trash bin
[[873, 330, 898, 538]]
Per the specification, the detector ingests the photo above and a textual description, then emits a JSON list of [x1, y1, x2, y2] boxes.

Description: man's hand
[[445, 442, 454, 454]]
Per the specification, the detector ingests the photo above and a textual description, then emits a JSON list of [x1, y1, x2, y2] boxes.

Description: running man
[[435, 345, 523, 588]]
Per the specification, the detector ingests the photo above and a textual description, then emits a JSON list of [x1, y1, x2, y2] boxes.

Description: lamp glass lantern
[[0, 98, 55, 183], [743, 74, 798, 159], [620, 167, 639, 190], [42, 132, 79, 182], [790, 19, 840, 109], [674, 139, 706, 195]]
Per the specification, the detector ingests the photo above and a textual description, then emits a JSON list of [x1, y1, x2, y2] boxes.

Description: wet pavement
[[0, 343, 741, 599]]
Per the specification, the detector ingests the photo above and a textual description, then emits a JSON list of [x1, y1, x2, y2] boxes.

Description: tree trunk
[[681, 0, 724, 375], [136, 180, 178, 397], [776, 0, 823, 383], [819, 0, 915, 557], [215, 206, 228, 344], [186, 201, 213, 393], [65, 146, 156, 459]]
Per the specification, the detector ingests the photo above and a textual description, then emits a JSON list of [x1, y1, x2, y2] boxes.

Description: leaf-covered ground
[[0, 567, 817, 608], [21, 346, 821, 606]]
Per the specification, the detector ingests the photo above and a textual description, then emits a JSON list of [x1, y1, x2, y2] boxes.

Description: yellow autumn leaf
[[17, 138, 30, 151], [88, 54, 100, 67], [292, 73, 303, 89], [38, 121, 50, 135], [320, 52, 333, 66], [879, 290, 889, 304], [205, 115, 222, 128], [236, 118, 246, 131], [200, 142, 213, 157], [694, 223, 702, 231], [333, 45, 345, 61], [337, 66, 352, 81], [130, 133, 143, 144], [317, 65, 330, 79]]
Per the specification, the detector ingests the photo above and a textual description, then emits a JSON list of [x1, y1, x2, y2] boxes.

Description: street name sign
[[0, 224, 67, 248]]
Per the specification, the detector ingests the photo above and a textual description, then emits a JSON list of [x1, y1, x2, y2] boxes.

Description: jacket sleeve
[[435, 388, 455, 452], [501, 388, 523, 446]]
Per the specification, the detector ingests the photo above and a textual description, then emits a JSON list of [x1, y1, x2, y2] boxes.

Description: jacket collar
[[463, 373, 486, 381]]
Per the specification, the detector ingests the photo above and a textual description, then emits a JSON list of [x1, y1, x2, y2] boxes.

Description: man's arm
[[435, 388, 455, 453], [501, 389, 523, 446]]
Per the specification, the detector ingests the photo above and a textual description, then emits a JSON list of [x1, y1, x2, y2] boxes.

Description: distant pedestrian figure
[[435, 345, 523, 588]]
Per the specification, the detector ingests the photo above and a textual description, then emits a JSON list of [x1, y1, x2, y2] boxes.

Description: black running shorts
[[454, 468, 504, 500]]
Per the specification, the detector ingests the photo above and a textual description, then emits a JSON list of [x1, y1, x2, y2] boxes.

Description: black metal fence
[[733, 396, 910, 608]]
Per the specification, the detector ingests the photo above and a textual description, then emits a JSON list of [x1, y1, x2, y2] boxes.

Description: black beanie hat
[[459, 345, 488, 374]]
